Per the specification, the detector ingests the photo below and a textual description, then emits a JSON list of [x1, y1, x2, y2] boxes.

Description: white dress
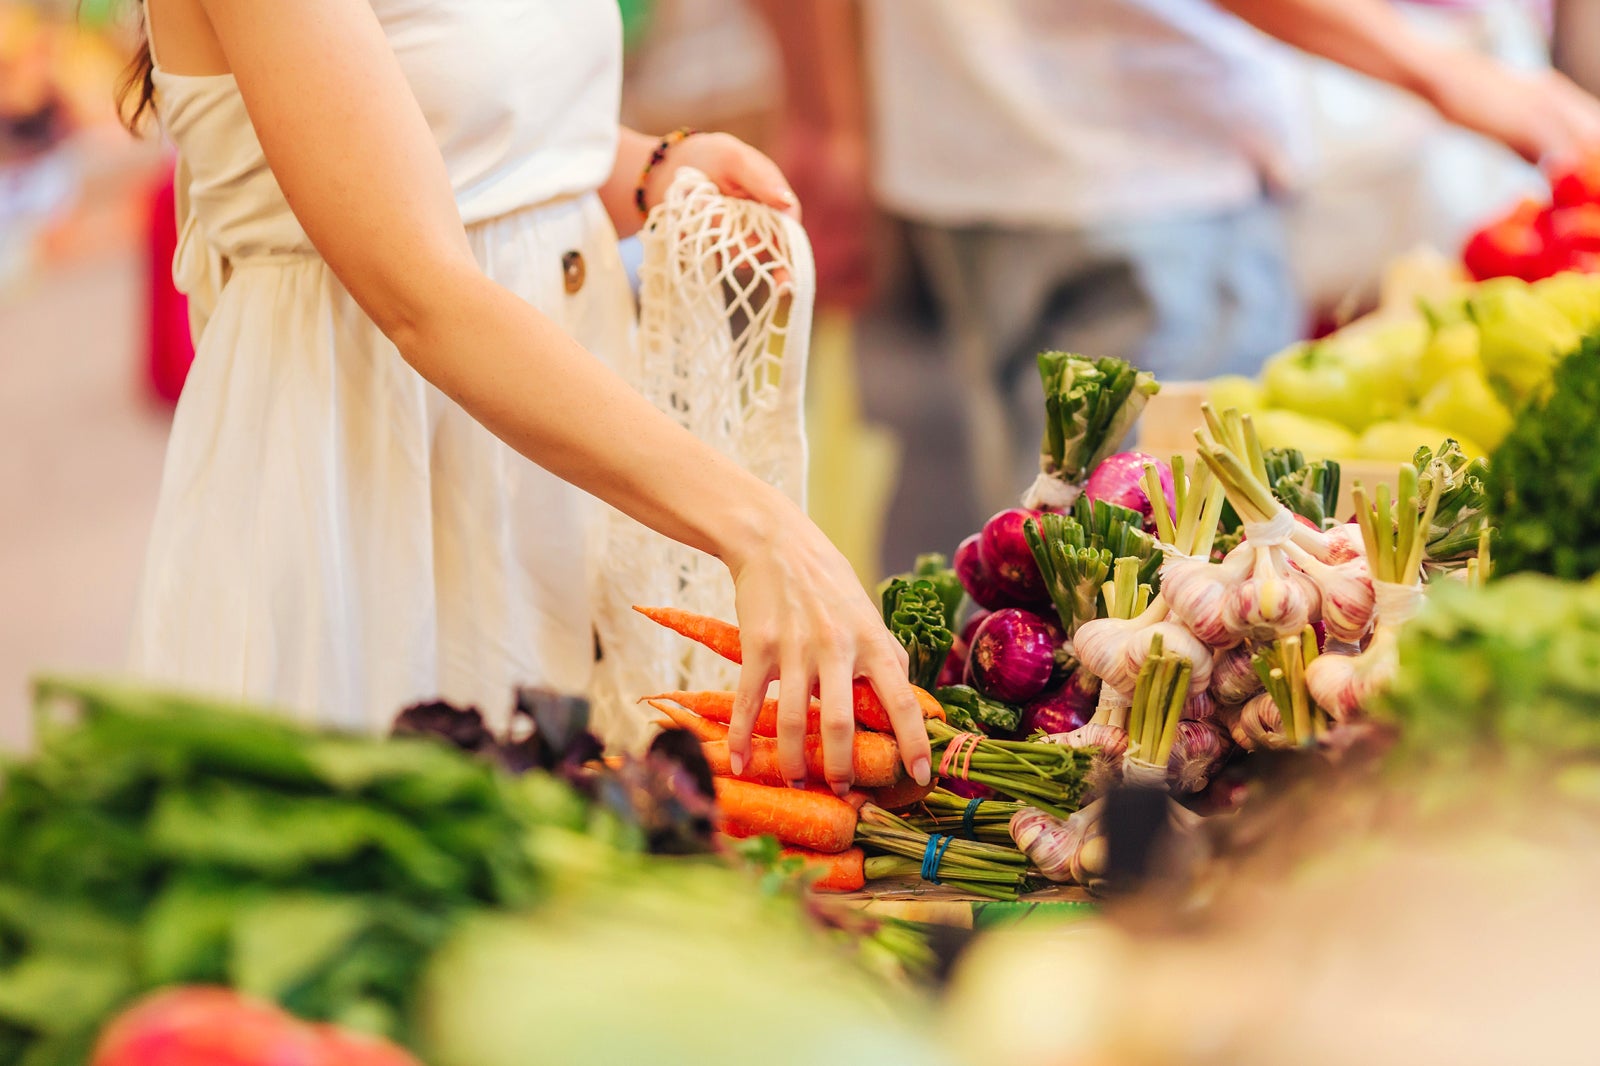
[[129, 0, 637, 734]]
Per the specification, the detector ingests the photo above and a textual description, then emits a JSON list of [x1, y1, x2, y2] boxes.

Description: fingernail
[[729, 751, 745, 777], [912, 757, 931, 787], [788, 779, 807, 791], [831, 781, 851, 799]]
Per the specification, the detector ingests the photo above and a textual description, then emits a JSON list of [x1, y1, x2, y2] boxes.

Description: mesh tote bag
[[589, 165, 813, 752]]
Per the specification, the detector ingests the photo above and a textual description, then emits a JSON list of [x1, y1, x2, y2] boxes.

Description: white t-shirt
[[865, 0, 1311, 228]]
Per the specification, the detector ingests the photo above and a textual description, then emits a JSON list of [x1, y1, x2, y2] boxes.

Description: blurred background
[[1, 0, 1590, 744]]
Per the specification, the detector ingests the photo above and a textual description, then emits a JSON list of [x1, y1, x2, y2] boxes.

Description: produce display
[[1205, 266, 1600, 463], [2, 678, 950, 1066]]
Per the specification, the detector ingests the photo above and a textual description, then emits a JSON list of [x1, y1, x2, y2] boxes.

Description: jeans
[[908, 201, 1304, 515]]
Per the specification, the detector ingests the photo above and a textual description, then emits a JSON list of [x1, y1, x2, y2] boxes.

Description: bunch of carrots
[[636, 606, 948, 894], [636, 605, 1093, 894]]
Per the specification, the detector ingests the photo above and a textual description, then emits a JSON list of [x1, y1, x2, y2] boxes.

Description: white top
[[130, 1, 639, 735], [864, 0, 1310, 228]]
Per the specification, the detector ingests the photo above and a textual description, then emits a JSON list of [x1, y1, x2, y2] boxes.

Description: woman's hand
[[1425, 55, 1600, 167], [647, 131, 800, 219], [721, 496, 932, 798]]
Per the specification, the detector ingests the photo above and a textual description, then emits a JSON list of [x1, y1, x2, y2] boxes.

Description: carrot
[[869, 776, 939, 812], [699, 732, 904, 788], [853, 682, 947, 732], [646, 699, 728, 742], [645, 691, 822, 737], [634, 608, 948, 730], [713, 778, 858, 853], [633, 606, 743, 663], [781, 846, 866, 893]]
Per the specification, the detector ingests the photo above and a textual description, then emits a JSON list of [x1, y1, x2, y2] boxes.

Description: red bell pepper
[[1550, 156, 1600, 209], [1462, 200, 1557, 282], [1548, 204, 1600, 254]]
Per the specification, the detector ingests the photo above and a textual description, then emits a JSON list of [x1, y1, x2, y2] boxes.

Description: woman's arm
[[599, 126, 797, 238], [192, 0, 927, 789], [1218, 0, 1600, 164]]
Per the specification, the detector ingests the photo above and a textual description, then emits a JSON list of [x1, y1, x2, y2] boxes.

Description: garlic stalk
[[1184, 409, 1322, 643], [1305, 468, 1441, 721], [1249, 627, 1323, 746], [1123, 635, 1193, 770]]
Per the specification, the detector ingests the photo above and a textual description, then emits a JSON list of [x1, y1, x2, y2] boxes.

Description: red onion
[[942, 778, 994, 800], [977, 509, 1050, 605], [1084, 452, 1176, 532], [964, 608, 1061, 704], [936, 609, 989, 688], [954, 534, 1019, 611], [936, 647, 965, 688], [1020, 670, 1100, 737]]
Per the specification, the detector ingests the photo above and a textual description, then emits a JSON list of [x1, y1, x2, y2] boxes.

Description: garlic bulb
[[1053, 721, 1129, 801], [1291, 520, 1366, 564], [1119, 621, 1213, 696], [1235, 543, 1314, 641], [1210, 643, 1264, 704], [1072, 616, 1139, 693], [1010, 800, 1107, 885], [1160, 549, 1250, 649], [1237, 692, 1293, 752], [1284, 541, 1376, 644], [1304, 626, 1400, 724], [1052, 721, 1130, 760], [1182, 688, 1217, 723], [1166, 719, 1231, 795]]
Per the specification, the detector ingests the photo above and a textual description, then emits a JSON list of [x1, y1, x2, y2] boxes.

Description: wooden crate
[[1138, 381, 1403, 519], [819, 883, 1096, 930]]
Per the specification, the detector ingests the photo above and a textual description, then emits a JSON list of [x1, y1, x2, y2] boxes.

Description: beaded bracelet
[[635, 126, 698, 219]]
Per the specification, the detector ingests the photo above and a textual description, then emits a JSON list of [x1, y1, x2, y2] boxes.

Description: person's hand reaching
[[721, 496, 932, 798], [1426, 53, 1600, 167]]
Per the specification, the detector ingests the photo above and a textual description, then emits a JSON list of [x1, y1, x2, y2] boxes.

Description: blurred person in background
[[117, 0, 936, 789], [778, 0, 1600, 515]]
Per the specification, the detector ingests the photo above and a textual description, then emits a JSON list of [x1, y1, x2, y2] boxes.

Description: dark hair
[[116, 36, 156, 132]]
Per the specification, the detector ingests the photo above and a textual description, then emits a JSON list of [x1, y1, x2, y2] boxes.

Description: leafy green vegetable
[[880, 578, 957, 690], [0, 677, 549, 1058], [932, 685, 1023, 736], [1382, 574, 1600, 759], [1025, 501, 1159, 634], [913, 554, 964, 630], [1415, 439, 1490, 565], [1486, 330, 1600, 581], [1033, 353, 1159, 490]]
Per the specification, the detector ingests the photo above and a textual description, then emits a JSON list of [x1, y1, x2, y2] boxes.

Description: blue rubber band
[[920, 833, 955, 884], [960, 797, 984, 839]]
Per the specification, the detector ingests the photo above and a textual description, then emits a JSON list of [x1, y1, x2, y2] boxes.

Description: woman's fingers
[[728, 641, 775, 778], [816, 653, 856, 796], [866, 653, 933, 786], [716, 141, 800, 220], [775, 652, 816, 787]]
